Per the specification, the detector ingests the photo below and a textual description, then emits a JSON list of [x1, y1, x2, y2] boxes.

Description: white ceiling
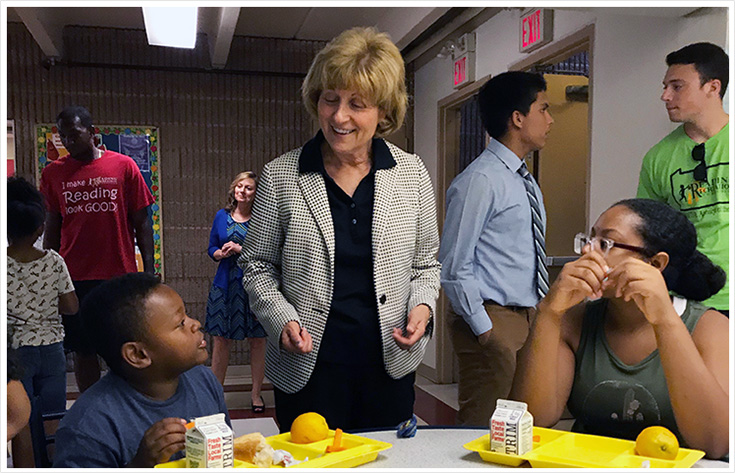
[[8, 6, 454, 68], [6, 5, 701, 37], [7, 6, 450, 52], [8, 5, 701, 68]]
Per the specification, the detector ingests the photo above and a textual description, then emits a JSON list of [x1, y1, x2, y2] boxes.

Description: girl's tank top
[[567, 297, 707, 443]]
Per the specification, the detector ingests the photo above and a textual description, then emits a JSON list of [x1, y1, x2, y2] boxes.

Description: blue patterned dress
[[205, 211, 266, 340]]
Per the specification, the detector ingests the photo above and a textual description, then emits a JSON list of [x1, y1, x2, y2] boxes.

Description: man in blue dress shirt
[[439, 71, 553, 426]]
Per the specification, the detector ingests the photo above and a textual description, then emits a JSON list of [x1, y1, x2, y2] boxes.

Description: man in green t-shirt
[[637, 42, 729, 315]]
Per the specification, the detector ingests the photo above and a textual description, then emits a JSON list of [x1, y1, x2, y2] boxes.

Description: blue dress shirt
[[438, 139, 546, 336]]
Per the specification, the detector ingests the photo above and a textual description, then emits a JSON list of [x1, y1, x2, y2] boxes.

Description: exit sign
[[454, 54, 473, 88], [519, 8, 553, 53]]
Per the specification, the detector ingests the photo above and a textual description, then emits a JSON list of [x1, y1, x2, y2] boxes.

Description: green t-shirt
[[637, 124, 729, 311]]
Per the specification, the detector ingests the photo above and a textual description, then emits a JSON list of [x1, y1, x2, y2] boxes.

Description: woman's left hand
[[605, 257, 675, 326], [392, 304, 431, 350]]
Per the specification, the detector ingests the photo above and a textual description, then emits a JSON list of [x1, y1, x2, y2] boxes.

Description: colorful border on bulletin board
[[35, 124, 164, 278]]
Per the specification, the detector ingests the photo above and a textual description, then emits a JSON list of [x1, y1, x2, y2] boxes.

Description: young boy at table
[[53, 273, 230, 468]]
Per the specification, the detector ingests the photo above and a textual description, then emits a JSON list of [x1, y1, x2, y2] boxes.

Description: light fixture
[[436, 33, 476, 60], [142, 7, 198, 49], [436, 40, 457, 59]]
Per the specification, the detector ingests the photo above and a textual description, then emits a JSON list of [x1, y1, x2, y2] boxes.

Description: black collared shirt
[[299, 131, 396, 366]]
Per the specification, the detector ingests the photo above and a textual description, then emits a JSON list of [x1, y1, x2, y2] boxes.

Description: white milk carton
[[490, 399, 534, 456], [185, 413, 234, 468]]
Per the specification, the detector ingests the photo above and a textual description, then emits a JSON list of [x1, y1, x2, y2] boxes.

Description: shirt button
[[352, 219, 357, 224], [350, 203, 356, 208]]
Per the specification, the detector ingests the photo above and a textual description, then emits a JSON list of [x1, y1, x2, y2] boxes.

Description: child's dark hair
[[478, 71, 547, 140], [7, 176, 46, 242], [80, 273, 161, 375], [56, 105, 94, 132], [666, 42, 729, 99], [612, 198, 726, 301]]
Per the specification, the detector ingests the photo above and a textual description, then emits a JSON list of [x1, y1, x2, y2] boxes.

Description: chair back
[[28, 396, 66, 468]]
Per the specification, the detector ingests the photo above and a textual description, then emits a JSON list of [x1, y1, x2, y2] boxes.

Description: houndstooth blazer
[[239, 140, 441, 394]]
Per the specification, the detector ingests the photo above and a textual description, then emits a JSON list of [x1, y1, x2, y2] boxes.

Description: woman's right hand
[[280, 321, 313, 354], [541, 251, 609, 318], [214, 242, 237, 260]]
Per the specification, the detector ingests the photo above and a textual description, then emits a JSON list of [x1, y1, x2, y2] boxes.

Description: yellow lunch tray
[[463, 426, 705, 468], [156, 429, 392, 468]]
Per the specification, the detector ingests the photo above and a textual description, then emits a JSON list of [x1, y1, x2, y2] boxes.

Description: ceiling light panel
[[143, 7, 198, 49]]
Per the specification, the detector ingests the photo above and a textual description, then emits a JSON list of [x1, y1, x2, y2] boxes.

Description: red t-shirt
[[39, 151, 155, 281]]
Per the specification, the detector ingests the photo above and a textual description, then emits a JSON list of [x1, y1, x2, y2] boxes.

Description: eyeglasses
[[574, 233, 652, 258], [691, 143, 707, 182]]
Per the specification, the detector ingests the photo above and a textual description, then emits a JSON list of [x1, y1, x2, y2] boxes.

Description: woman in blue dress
[[205, 171, 267, 412]]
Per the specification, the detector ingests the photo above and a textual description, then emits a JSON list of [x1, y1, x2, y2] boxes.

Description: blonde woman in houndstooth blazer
[[239, 27, 440, 432]]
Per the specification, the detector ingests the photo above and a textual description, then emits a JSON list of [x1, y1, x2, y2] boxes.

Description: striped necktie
[[519, 163, 549, 298]]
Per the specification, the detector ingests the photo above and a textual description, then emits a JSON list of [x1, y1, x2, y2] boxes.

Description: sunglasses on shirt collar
[[691, 143, 707, 182]]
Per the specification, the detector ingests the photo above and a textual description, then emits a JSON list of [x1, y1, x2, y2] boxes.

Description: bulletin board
[[35, 124, 164, 278]]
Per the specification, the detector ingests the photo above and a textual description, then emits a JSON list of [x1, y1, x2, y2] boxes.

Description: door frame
[[432, 76, 490, 383], [509, 24, 595, 230]]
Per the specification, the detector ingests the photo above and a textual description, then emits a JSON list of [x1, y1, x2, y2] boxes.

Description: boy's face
[[518, 90, 554, 152], [141, 285, 209, 373]]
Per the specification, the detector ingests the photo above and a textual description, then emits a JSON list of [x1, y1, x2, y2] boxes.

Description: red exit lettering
[[454, 56, 466, 86], [522, 10, 541, 48]]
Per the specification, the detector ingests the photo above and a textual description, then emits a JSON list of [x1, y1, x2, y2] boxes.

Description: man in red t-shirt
[[40, 105, 155, 393]]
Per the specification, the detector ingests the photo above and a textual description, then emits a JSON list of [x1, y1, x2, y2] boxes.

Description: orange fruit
[[635, 426, 679, 460], [290, 412, 329, 444]]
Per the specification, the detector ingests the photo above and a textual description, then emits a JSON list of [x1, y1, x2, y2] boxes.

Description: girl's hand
[[541, 251, 609, 318], [605, 257, 674, 325]]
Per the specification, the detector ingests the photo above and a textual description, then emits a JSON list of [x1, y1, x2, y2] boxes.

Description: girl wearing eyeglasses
[[511, 198, 728, 459]]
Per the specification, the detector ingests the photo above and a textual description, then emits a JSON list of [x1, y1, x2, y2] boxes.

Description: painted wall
[[414, 7, 728, 372], [414, 8, 597, 192], [7, 23, 326, 367], [588, 9, 727, 220]]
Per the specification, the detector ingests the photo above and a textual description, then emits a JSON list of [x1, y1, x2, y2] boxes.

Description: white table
[[354, 427, 730, 469], [231, 417, 280, 438]]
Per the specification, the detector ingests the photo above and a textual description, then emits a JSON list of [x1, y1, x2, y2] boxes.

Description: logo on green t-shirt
[[669, 162, 729, 211]]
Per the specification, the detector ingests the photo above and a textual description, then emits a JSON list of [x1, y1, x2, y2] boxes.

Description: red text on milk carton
[[490, 399, 533, 456]]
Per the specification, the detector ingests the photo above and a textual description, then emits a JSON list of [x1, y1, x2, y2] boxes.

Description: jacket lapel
[[372, 165, 398, 257], [298, 172, 335, 267]]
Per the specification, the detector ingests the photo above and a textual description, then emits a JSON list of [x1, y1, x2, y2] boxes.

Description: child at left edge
[[53, 272, 231, 468], [7, 176, 79, 467]]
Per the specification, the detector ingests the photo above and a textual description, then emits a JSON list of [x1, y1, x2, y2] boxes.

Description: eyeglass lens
[[574, 233, 614, 257], [692, 143, 707, 182], [573, 233, 586, 254]]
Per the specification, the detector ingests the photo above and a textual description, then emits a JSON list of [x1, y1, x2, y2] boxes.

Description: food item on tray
[[234, 432, 275, 467], [290, 412, 329, 444], [325, 428, 346, 453], [490, 399, 534, 455], [635, 426, 679, 460]]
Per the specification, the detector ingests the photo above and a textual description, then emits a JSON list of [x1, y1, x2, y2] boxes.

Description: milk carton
[[490, 399, 533, 456], [185, 413, 234, 468]]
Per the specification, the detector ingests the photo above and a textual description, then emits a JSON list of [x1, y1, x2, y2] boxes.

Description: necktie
[[519, 163, 549, 298]]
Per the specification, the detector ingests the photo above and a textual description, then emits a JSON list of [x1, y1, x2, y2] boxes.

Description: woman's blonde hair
[[301, 27, 407, 137], [225, 171, 257, 211]]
